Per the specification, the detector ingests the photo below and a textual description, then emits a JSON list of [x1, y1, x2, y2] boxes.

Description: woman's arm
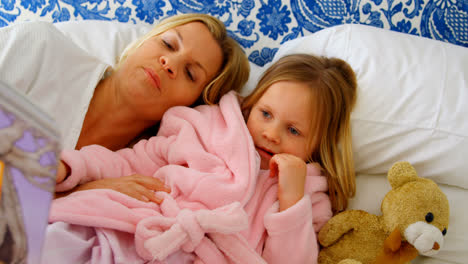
[[55, 173, 169, 203], [55, 135, 175, 201]]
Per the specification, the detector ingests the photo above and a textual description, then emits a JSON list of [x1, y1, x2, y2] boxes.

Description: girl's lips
[[256, 146, 275, 158], [144, 67, 161, 90], [256, 146, 275, 170]]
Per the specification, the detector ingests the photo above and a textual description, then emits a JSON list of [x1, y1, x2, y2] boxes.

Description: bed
[[1, 0, 467, 263]]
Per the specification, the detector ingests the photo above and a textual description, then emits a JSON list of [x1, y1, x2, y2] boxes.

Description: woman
[[76, 14, 250, 151], [0, 14, 249, 201]]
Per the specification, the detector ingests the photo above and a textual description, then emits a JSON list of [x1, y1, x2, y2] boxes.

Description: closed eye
[[162, 39, 174, 50], [185, 67, 195, 82]]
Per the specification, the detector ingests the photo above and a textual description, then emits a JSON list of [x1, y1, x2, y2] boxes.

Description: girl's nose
[[160, 56, 176, 79], [263, 126, 280, 144]]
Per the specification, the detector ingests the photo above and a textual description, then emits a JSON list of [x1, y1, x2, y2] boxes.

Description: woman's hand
[[57, 174, 171, 204], [56, 160, 70, 183], [269, 154, 307, 211]]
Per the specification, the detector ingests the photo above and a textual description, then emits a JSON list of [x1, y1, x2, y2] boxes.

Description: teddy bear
[[317, 161, 449, 264]]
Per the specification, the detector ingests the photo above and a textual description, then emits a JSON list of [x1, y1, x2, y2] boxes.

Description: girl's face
[[115, 22, 223, 121], [247, 81, 315, 170]]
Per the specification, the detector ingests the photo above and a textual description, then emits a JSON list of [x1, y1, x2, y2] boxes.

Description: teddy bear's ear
[[387, 161, 419, 189]]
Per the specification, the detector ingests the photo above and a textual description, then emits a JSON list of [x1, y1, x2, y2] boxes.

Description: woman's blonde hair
[[117, 13, 250, 104], [242, 54, 357, 213]]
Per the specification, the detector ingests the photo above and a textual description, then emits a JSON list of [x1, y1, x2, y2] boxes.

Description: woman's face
[[247, 81, 315, 170], [115, 22, 223, 121]]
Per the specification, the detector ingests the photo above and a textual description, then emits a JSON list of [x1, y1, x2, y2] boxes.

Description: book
[[0, 81, 60, 264]]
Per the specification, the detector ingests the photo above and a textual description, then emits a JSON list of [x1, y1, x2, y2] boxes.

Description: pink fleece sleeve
[[56, 136, 173, 192], [261, 195, 320, 264]]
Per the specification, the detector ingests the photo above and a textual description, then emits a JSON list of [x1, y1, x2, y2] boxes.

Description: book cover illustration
[[0, 104, 59, 264]]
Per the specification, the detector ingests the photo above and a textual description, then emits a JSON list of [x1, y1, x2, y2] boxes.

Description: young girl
[[48, 54, 357, 263], [242, 53, 357, 212]]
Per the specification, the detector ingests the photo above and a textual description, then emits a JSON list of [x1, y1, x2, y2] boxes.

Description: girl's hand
[[269, 153, 307, 211], [56, 174, 171, 204]]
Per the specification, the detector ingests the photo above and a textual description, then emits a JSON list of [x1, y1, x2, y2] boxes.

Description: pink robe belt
[[136, 193, 265, 263]]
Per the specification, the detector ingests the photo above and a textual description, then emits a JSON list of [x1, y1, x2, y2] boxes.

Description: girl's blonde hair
[[117, 13, 250, 104], [242, 54, 357, 213]]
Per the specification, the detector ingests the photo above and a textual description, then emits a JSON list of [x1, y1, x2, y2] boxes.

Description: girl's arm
[[262, 195, 319, 263], [262, 156, 332, 263], [268, 154, 307, 211]]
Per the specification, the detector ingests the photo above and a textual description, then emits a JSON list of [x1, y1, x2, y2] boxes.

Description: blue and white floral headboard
[[1, 0, 467, 66]]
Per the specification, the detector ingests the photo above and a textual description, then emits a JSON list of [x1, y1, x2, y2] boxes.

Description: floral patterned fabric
[[1, 0, 467, 66]]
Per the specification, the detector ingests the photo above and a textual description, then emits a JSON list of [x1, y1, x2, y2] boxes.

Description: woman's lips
[[144, 67, 161, 91]]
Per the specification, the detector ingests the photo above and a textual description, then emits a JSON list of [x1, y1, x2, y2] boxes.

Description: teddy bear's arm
[[318, 210, 369, 247], [374, 228, 419, 264]]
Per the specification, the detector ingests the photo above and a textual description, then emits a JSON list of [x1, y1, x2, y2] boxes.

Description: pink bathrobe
[[49, 92, 332, 263]]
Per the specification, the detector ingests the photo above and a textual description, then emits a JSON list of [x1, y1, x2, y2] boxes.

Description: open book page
[[0, 82, 60, 264]]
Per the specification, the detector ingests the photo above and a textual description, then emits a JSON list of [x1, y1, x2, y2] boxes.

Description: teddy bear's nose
[[433, 242, 440, 250]]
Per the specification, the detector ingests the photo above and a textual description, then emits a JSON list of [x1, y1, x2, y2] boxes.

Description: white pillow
[[54, 20, 152, 67], [244, 24, 468, 190]]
